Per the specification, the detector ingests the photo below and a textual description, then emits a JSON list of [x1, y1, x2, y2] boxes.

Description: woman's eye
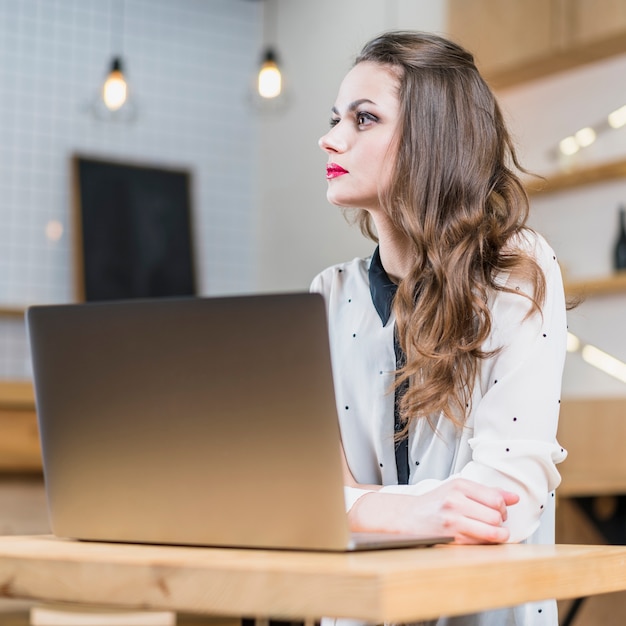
[[357, 111, 377, 127], [329, 117, 340, 128]]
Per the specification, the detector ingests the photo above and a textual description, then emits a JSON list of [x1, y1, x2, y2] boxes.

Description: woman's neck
[[374, 216, 414, 284]]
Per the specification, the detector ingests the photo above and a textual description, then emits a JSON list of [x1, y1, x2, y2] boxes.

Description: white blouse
[[311, 230, 568, 626]]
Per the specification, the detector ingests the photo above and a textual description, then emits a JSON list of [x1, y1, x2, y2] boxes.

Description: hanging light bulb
[[257, 48, 282, 99], [86, 0, 136, 122], [102, 57, 128, 111]]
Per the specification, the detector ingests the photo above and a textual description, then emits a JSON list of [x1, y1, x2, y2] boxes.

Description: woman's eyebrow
[[331, 99, 377, 116]]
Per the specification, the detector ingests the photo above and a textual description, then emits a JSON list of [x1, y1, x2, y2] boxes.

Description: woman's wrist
[[348, 491, 414, 533]]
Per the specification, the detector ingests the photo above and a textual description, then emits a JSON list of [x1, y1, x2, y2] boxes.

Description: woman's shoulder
[[496, 229, 563, 300], [506, 229, 557, 265], [310, 255, 372, 296]]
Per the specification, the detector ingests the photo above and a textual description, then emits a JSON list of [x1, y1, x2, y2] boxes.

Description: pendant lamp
[[257, 47, 282, 99], [102, 56, 128, 111], [88, 0, 136, 122]]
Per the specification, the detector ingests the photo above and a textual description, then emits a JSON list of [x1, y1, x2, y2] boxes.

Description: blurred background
[[1, 0, 626, 396], [1, 1, 626, 621]]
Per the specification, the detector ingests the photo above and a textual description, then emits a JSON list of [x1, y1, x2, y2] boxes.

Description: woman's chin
[[326, 190, 353, 209]]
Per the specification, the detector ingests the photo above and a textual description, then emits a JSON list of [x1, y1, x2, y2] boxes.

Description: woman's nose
[[318, 126, 345, 154]]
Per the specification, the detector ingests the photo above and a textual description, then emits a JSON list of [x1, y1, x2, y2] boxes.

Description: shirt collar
[[368, 246, 397, 326]]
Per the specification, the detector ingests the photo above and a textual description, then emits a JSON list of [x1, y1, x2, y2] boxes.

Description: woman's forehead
[[334, 61, 401, 109]]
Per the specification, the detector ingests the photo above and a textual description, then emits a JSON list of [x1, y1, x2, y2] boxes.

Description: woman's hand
[[348, 478, 520, 544]]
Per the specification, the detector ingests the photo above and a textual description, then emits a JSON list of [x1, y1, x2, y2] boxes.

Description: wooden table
[[1, 536, 626, 623]]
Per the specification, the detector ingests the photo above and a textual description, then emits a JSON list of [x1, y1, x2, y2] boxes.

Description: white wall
[[255, 0, 447, 292], [0, 0, 262, 378], [499, 55, 626, 398]]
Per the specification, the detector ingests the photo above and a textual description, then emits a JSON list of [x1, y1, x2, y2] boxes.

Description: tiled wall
[[0, 0, 262, 378]]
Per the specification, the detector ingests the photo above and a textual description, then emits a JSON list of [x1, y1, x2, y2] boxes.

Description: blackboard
[[72, 156, 196, 302]]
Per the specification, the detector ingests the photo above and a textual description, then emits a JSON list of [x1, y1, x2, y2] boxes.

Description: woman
[[311, 31, 567, 625]]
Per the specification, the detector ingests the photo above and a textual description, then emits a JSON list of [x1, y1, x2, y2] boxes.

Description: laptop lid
[[27, 293, 450, 551]]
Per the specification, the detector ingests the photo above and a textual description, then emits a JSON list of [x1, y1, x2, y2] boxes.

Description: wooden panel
[[447, 0, 626, 88], [570, 0, 626, 45], [557, 397, 626, 497], [447, 0, 554, 75], [484, 31, 626, 87]]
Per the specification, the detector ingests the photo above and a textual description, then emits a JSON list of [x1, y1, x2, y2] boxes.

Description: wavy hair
[[354, 31, 545, 430]]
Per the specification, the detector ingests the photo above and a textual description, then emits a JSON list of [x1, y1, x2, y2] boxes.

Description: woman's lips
[[326, 163, 348, 179]]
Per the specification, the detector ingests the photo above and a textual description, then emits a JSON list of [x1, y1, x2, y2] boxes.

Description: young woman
[[311, 31, 567, 625]]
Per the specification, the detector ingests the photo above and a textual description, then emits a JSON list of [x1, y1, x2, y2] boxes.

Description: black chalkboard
[[72, 156, 196, 302]]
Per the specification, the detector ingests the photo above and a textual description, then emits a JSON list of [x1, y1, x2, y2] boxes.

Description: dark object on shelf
[[614, 204, 626, 271]]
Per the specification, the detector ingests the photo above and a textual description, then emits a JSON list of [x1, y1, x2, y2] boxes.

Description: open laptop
[[26, 293, 451, 551]]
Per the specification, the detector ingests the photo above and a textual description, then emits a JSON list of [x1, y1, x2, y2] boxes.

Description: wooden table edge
[[1, 536, 626, 622]]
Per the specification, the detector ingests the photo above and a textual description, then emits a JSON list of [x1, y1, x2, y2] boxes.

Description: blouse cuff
[[343, 486, 375, 512], [380, 479, 444, 496]]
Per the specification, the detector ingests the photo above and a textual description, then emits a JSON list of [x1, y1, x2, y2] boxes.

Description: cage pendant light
[[89, 0, 136, 122]]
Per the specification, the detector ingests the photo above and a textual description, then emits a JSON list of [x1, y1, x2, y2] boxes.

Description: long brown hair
[[355, 31, 545, 430]]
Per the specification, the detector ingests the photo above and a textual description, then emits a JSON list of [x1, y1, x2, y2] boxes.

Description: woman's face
[[319, 61, 401, 213]]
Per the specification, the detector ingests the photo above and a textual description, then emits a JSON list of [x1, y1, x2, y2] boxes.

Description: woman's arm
[[348, 479, 519, 544], [341, 439, 518, 543]]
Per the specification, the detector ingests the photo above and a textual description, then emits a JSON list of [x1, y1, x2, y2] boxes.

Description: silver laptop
[[27, 293, 451, 551]]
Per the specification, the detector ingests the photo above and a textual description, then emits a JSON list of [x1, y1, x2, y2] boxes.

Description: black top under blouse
[[368, 247, 410, 485]]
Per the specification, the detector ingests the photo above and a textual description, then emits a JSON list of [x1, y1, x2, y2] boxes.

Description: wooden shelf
[[564, 272, 626, 297], [0, 307, 26, 319], [524, 156, 626, 297], [0, 380, 35, 409], [526, 157, 626, 196], [0, 380, 40, 473]]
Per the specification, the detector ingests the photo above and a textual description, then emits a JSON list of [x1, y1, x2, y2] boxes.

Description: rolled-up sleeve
[[458, 235, 568, 542], [352, 236, 568, 542]]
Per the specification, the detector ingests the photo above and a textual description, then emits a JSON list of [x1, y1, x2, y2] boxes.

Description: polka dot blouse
[[311, 230, 567, 626]]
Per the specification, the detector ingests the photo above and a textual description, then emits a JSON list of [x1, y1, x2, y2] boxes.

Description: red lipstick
[[326, 163, 348, 180]]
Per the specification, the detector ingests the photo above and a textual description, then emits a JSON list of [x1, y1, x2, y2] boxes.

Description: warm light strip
[[556, 104, 626, 157], [608, 105, 626, 129], [574, 126, 596, 148], [566, 332, 581, 353], [581, 345, 626, 383], [559, 136, 579, 156], [568, 332, 626, 384]]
